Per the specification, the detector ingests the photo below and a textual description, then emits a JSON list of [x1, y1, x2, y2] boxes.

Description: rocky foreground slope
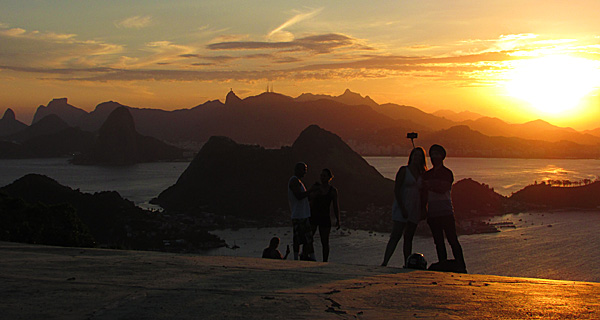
[[1, 242, 598, 319]]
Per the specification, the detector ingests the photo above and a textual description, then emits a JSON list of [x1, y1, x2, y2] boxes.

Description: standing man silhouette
[[423, 145, 466, 272], [288, 162, 316, 261]]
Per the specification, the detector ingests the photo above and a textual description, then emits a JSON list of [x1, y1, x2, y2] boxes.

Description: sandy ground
[[1, 241, 599, 319]]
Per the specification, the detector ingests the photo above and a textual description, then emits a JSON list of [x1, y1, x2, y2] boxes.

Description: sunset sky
[[2, 0, 600, 130]]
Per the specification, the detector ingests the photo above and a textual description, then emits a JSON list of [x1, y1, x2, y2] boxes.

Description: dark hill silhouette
[[509, 182, 600, 209], [7, 114, 70, 143], [0, 192, 94, 247], [32, 98, 87, 126], [22, 127, 95, 158], [0, 109, 28, 137], [0, 141, 30, 158], [72, 107, 185, 165], [452, 178, 515, 219], [0, 174, 225, 250], [152, 125, 394, 226]]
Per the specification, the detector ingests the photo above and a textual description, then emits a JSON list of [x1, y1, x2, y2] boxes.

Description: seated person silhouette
[[262, 237, 290, 260]]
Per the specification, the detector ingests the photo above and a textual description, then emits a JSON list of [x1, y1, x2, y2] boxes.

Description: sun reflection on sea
[[536, 165, 571, 176]]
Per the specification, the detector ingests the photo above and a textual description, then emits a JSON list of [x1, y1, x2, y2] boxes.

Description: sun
[[504, 55, 600, 114]]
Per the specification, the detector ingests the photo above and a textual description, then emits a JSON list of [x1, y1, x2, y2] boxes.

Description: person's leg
[[319, 224, 331, 262], [442, 215, 466, 270], [382, 221, 406, 266], [310, 222, 318, 235], [301, 218, 316, 260], [428, 217, 447, 262], [402, 222, 418, 264], [292, 219, 301, 260]]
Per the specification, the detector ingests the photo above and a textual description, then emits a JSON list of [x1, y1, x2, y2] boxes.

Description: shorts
[[310, 214, 331, 228], [292, 218, 314, 247]]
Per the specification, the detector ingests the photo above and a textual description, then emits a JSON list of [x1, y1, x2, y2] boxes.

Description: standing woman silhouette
[[381, 147, 427, 267], [309, 168, 340, 262]]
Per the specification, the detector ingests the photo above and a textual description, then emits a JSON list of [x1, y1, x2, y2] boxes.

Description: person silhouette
[[422, 144, 466, 272], [382, 147, 427, 267], [288, 162, 316, 261], [262, 237, 290, 259], [309, 168, 340, 262]]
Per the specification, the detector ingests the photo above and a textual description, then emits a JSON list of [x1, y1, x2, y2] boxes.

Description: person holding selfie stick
[[382, 133, 427, 267]]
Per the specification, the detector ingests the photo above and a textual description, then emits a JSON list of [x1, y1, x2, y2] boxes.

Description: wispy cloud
[[267, 7, 323, 41], [116, 41, 195, 68], [180, 54, 237, 64], [0, 27, 122, 68], [115, 15, 153, 29], [208, 33, 372, 54]]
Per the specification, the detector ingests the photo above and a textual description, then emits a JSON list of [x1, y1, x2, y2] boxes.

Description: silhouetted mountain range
[[433, 109, 483, 122], [0, 114, 95, 158], [32, 98, 87, 125], [3, 90, 600, 158], [458, 117, 600, 145]]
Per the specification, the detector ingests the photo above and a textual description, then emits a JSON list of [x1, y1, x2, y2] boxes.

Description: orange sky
[[1, 1, 600, 130]]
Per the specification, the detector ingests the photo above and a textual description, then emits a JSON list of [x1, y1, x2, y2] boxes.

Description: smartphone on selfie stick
[[406, 132, 418, 148]]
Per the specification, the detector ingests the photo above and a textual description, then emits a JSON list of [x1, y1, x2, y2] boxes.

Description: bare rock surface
[[1, 241, 598, 319]]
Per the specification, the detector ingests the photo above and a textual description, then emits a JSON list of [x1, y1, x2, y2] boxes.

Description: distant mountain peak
[[33, 98, 87, 126], [525, 119, 551, 125], [100, 106, 136, 134], [340, 89, 362, 99], [2, 108, 16, 121], [49, 97, 69, 105], [225, 89, 242, 105]]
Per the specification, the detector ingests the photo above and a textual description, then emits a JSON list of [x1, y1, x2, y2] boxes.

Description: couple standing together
[[288, 163, 341, 262], [382, 144, 466, 272]]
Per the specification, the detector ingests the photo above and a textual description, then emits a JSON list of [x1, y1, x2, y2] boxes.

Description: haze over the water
[[2, 1, 600, 129]]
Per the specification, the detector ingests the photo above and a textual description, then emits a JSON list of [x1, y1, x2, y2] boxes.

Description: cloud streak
[[267, 7, 323, 41], [207, 33, 372, 54], [115, 15, 153, 29]]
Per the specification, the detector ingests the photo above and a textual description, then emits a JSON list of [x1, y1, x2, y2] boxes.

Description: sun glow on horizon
[[504, 55, 600, 115]]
